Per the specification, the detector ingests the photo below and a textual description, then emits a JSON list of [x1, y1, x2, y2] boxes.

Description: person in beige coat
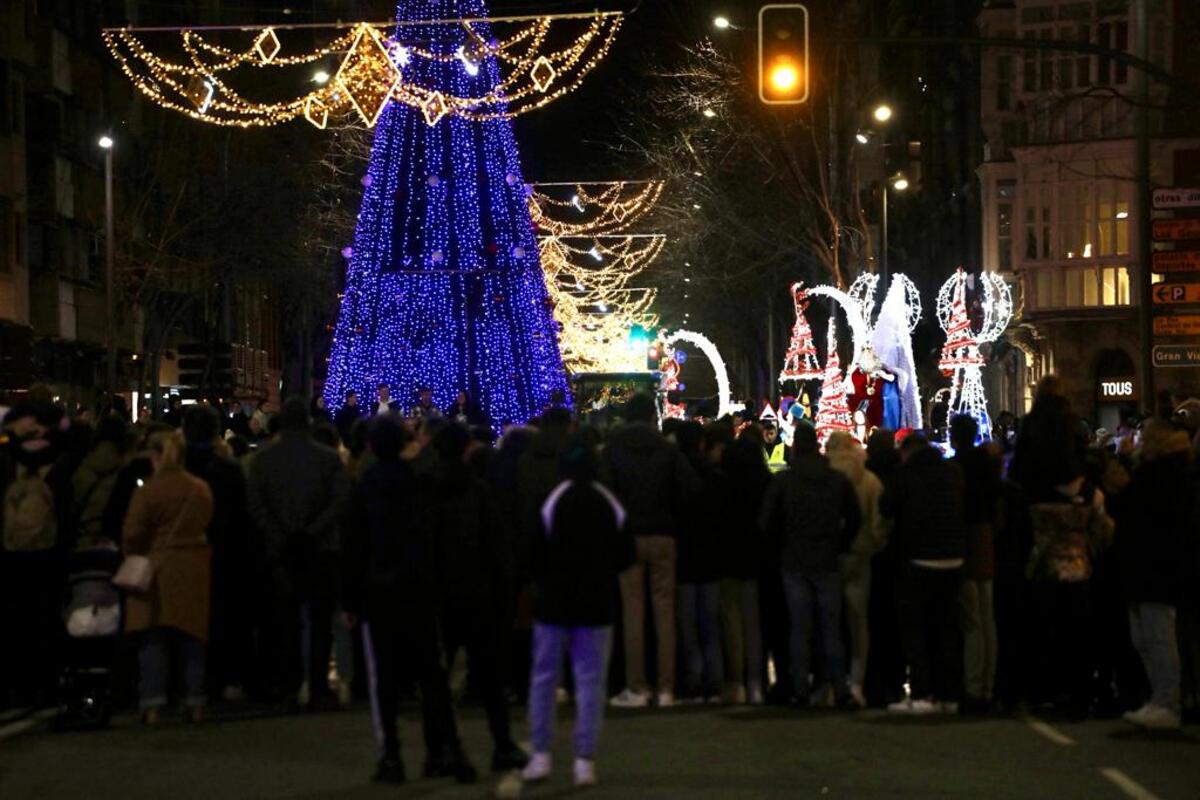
[[122, 430, 214, 724], [826, 432, 888, 707]]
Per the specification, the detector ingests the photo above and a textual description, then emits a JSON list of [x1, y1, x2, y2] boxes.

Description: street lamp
[[881, 174, 908, 288], [873, 103, 893, 123], [714, 16, 731, 30], [98, 134, 116, 396], [855, 132, 869, 145], [312, 70, 330, 84]]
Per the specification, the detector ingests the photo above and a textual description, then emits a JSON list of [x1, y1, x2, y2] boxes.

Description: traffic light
[[759, 4, 809, 105], [647, 344, 661, 371]]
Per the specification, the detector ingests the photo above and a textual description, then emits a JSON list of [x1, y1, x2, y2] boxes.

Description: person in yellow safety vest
[[762, 419, 788, 472]]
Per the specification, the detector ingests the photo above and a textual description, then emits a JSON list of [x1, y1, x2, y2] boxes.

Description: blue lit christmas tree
[[323, 0, 571, 424]]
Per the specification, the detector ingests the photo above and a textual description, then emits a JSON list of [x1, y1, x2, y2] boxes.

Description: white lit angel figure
[[843, 273, 923, 433], [935, 268, 1013, 442]]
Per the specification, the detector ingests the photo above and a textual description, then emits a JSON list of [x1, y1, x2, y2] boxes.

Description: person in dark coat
[[182, 404, 256, 700], [1111, 420, 1193, 729], [446, 390, 490, 428], [341, 415, 473, 785], [863, 429, 905, 706], [719, 429, 769, 705], [429, 423, 526, 773], [951, 415, 1002, 713], [245, 399, 349, 709], [881, 433, 967, 713], [520, 436, 635, 788], [601, 393, 700, 708], [674, 422, 726, 703], [1010, 375, 1087, 500], [759, 421, 860, 706], [334, 390, 363, 447]]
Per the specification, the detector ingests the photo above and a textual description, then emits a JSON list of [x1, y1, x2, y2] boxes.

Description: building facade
[[977, 0, 1200, 428]]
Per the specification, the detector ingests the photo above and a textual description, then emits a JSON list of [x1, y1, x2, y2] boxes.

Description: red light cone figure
[[814, 317, 854, 450], [779, 282, 823, 384]]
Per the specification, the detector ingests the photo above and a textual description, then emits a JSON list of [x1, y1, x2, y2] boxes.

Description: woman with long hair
[[122, 430, 214, 724]]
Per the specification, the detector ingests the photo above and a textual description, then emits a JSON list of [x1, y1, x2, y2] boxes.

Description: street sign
[[1153, 315, 1200, 336], [1152, 344, 1200, 368], [1152, 283, 1200, 305], [1153, 218, 1200, 241], [1153, 187, 1200, 210], [1152, 250, 1200, 273]]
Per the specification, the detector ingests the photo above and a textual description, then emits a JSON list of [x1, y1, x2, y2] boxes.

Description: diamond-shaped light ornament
[[254, 27, 282, 64], [421, 91, 449, 127], [530, 56, 557, 93], [304, 96, 329, 129], [612, 203, 628, 223], [334, 23, 402, 128]]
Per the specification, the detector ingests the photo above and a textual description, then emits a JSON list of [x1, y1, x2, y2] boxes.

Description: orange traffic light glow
[[769, 61, 801, 93]]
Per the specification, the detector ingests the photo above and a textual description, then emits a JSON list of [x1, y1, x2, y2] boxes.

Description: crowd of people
[[0, 377, 1197, 788]]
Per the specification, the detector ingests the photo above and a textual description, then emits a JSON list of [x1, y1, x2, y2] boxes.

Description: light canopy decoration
[[323, 1, 577, 427], [936, 268, 1012, 441], [778, 282, 823, 384], [532, 181, 666, 373], [102, 8, 623, 128]]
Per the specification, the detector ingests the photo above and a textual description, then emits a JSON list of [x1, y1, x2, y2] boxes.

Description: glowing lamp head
[[855, 132, 869, 145], [892, 177, 910, 192], [98, 135, 114, 150], [873, 104, 893, 123], [714, 16, 731, 30], [313, 70, 330, 85]]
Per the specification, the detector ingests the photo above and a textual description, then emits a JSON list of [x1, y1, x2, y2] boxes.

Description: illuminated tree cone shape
[[814, 318, 855, 450], [778, 282, 823, 384], [324, 0, 570, 425], [935, 268, 1013, 441]]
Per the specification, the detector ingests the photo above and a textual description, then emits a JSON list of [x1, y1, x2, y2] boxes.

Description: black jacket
[[677, 458, 726, 584], [429, 461, 511, 611], [334, 405, 363, 445], [720, 437, 771, 580], [245, 431, 349, 564], [533, 480, 636, 626], [341, 459, 433, 617], [759, 453, 860, 575], [1110, 451, 1193, 606], [882, 447, 967, 562], [599, 422, 700, 538], [1010, 396, 1087, 499]]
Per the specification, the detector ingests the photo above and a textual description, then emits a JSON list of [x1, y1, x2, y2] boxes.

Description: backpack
[[3, 464, 58, 552]]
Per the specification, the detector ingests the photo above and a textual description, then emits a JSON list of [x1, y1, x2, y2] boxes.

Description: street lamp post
[[881, 176, 908, 288], [99, 135, 115, 396]]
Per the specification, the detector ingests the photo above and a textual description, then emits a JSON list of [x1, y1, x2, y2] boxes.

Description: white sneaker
[[573, 758, 597, 788], [609, 689, 650, 708], [1123, 704, 1152, 725], [1131, 704, 1181, 730], [521, 752, 552, 783], [888, 698, 939, 715], [656, 691, 675, 708]]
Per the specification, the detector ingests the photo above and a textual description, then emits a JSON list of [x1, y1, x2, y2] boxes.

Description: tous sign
[[1099, 379, 1135, 400]]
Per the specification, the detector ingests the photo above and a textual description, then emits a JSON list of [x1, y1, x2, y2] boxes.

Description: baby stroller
[[54, 541, 123, 731]]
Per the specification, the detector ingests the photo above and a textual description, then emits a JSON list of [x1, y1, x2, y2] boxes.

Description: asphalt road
[[1, 704, 1197, 799]]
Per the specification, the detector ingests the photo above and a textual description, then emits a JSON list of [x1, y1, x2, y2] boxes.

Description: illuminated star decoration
[[936, 268, 1013, 441], [102, 9, 624, 128]]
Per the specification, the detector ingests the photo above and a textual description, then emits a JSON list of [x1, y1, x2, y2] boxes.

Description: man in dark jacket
[[429, 423, 526, 773], [759, 422, 860, 705], [882, 433, 967, 713], [245, 398, 349, 710], [1010, 375, 1087, 500], [600, 393, 701, 708], [183, 404, 256, 700], [342, 416, 473, 785], [334, 390, 362, 447]]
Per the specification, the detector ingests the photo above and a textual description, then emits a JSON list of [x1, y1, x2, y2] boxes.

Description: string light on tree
[[935, 268, 1012, 441]]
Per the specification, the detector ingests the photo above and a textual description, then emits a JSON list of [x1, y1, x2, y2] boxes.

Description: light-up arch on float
[[662, 329, 744, 419], [804, 286, 868, 379]]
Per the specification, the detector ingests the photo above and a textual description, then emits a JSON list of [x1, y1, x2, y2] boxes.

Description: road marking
[[0, 708, 56, 741], [1023, 716, 1075, 746], [1099, 768, 1162, 800]]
